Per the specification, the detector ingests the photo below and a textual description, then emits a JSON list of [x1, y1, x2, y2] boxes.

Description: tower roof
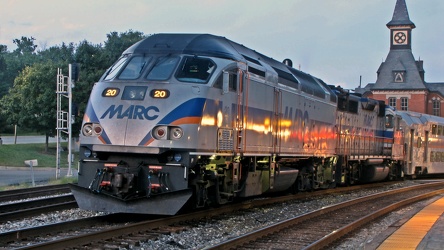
[[386, 0, 416, 28], [373, 49, 426, 90]]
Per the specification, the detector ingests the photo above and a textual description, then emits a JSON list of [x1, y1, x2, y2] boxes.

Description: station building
[[356, 0, 444, 117]]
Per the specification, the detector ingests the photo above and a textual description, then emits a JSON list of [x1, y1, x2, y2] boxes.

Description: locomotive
[[70, 34, 444, 215]]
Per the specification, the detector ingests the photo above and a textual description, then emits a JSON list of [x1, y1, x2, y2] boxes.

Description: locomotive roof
[[123, 34, 244, 61], [123, 33, 337, 101]]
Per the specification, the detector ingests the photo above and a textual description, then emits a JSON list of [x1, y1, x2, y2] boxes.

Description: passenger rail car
[[385, 109, 444, 177], [71, 34, 401, 215]]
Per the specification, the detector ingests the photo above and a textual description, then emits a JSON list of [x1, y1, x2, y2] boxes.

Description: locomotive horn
[[283, 58, 293, 67]]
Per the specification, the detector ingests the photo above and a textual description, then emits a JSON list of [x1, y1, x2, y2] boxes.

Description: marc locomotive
[[70, 34, 444, 215]]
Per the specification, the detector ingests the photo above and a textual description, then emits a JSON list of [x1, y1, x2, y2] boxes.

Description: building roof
[[386, 0, 416, 28], [426, 82, 444, 94], [373, 49, 426, 90], [361, 0, 444, 98]]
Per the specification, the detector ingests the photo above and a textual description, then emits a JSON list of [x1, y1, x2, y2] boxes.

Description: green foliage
[[0, 37, 40, 98], [103, 30, 146, 63], [0, 143, 76, 168], [1, 62, 60, 147], [13, 36, 37, 54], [0, 30, 146, 138]]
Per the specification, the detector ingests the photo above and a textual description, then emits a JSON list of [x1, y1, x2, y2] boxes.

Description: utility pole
[[56, 64, 78, 178]]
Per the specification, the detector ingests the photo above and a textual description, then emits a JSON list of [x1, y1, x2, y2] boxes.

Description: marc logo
[[101, 105, 159, 120]]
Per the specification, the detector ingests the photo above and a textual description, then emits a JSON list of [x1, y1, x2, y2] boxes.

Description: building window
[[388, 97, 396, 107], [401, 97, 408, 111], [393, 71, 405, 83], [433, 99, 441, 116]]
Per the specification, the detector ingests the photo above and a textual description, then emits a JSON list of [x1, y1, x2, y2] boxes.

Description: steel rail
[[0, 184, 71, 203], [0, 194, 77, 223], [206, 181, 444, 250], [10, 181, 421, 249]]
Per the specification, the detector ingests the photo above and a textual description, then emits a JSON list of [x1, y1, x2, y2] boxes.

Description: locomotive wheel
[[296, 168, 312, 191], [347, 163, 359, 185]]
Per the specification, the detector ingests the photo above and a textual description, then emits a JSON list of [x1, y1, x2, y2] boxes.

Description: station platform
[[375, 196, 444, 250]]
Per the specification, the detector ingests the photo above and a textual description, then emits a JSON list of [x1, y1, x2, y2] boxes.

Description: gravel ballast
[[1, 180, 437, 249]]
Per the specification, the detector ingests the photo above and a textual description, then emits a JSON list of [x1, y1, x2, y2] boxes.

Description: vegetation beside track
[[0, 142, 78, 190], [0, 142, 77, 168]]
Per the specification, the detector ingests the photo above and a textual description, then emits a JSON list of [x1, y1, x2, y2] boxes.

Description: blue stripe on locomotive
[[138, 98, 207, 145]]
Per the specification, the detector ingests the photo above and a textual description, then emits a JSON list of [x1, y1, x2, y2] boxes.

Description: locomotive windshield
[[103, 55, 129, 80], [103, 54, 215, 83], [118, 56, 152, 80], [146, 56, 180, 81]]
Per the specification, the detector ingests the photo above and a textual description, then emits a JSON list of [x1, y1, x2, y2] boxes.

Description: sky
[[1, 0, 443, 89]]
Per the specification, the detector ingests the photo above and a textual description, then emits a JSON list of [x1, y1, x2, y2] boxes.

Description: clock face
[[393, 31, 408, 45]]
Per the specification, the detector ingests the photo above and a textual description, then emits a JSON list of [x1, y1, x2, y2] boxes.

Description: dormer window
[[393, 71, 405, 83]]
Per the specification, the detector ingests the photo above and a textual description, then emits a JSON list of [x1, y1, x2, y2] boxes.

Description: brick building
[[356, 0, 444, 117]]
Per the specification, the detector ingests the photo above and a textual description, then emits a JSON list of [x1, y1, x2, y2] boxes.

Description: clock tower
[[363, 0, 428, 114], [387, 0, 415, 50], [357, 0, 444, 117]]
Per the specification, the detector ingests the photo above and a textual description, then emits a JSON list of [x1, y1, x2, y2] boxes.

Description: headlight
[[93, 124, 103, 135], [82, 123, 103, 136], [170, 127, 183, 140], [153, 126, 167, 139], [82, 124, 93, 136], [153, 126, 184, 140]]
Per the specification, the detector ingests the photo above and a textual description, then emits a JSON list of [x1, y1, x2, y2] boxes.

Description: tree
[[0, 45, 8, 97], [39, 42, 75, 64], [103, 30, 146, 64], [0, 37, 40, 99], [13, 36, 37, 55], [0, 30, 147, 136], [1, 62, 59, 151]]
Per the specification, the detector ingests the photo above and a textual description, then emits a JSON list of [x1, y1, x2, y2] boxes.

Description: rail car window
[[146, 56, 179, 81], [214, 70, 237, 91], [118, 56, 152, 80], [104, 56, 129, 80], [438, 125, 443, 136], [432, 124, 437, 135], [176, 56, 216, 83]]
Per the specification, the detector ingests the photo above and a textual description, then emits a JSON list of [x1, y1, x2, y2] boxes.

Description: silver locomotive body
[[71, 34, 399, 215]]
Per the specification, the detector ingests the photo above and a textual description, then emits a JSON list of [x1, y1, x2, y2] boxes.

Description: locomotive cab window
[[176, 56, 215, 83], [385, 114, 394, 128], [103, 55, 129, 81], [146, 56, 179, 81], [118, 56, 152, 80]]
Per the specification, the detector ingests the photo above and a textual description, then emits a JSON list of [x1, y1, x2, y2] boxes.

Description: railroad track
[[0, 184, 71, 203], [208, 181, 444, 249], [0, 181, 423, 249], [0, 214, 147, 249], [0, 184, 76, 223]]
